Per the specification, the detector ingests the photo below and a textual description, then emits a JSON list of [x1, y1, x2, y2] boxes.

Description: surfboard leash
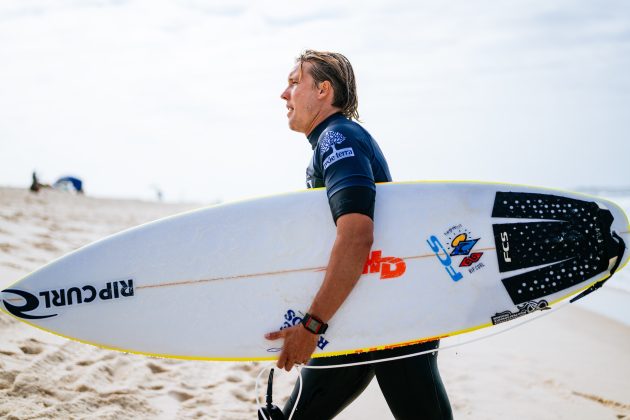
[[256, 299, 569, 420], [570, 231, 626, 303], [257, 368, 286, 420]]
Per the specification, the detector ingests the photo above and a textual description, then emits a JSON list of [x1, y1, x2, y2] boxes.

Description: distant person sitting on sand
[[29, 171, 51, 193], [30, 171, 41, 192], [53, 176, 84, 194]]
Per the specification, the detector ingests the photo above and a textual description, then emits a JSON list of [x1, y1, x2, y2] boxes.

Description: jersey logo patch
[[319, 131, 354, 170]]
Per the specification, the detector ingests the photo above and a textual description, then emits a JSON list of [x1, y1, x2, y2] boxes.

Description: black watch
[[301, 313, 328, 335]]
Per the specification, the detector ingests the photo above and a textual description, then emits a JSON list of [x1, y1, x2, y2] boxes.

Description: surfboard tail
[[490, 192, 628, 306]]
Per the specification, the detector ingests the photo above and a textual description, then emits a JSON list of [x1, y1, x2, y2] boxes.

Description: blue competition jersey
[[306, 113, 392, 196]]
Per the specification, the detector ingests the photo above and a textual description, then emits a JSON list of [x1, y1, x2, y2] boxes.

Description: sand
[[1, 186, 629, 419]]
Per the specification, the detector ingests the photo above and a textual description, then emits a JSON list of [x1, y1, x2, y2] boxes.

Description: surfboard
[[1, 182, 628, 361]]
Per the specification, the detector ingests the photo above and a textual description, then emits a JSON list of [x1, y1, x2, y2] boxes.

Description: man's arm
[[265, 212, 373, 371]]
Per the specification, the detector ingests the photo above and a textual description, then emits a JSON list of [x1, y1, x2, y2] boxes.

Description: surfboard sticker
[[426, 223, 488, 282], [491, 300, 550, 325], [3, 279, 135, 320]]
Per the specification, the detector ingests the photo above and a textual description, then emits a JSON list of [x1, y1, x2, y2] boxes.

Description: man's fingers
[[277, 350, 287, 370], [265, 329, 286, 340]]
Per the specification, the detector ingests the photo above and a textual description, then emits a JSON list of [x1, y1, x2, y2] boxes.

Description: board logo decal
[[1, 280, 134, 320], [460, 252, 483, 267], [319, 131, 354, 170], [491, 300, 549, 325], [427, 224, 486, 280], [362, 250, 406, 280], [266, 309, 330, 353], [500, 231, 511, 263], [427, 236, 463, 281]]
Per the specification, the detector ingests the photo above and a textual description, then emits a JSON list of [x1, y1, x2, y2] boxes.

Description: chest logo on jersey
[[319, 131, 354, 170]]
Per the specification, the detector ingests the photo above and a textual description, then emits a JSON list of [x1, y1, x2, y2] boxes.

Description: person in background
[[30, 171, 42, 193]]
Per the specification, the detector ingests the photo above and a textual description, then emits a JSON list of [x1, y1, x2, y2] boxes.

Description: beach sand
[[1, 187, 628, 419]]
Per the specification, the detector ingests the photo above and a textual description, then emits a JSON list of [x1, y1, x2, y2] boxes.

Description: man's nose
[[280, 87, 290, 100]]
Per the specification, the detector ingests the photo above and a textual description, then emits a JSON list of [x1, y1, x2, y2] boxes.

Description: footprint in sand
[[572, 391, 630, 412], [75, 384, 95, 393], [1, 261, 26, 271], [19, 339, 44, 355], [4, 211, 24, 222], [147, 362, 169, 374], [226, 374, 242, 383], [231, 388, 254, 403], [0, 242, 16, 253], [169, 390, 195, 402], [31, 240, 59, 253], [0, 371, 17, 390], [234, 363, 258, 373]]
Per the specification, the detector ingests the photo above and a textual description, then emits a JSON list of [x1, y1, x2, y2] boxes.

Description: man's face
[[280, 62, 321, 135]]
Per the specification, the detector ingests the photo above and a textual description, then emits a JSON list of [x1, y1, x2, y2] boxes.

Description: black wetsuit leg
[[282, 341, 452, 420], [282, 353, 375, 420], [373, 341, 453, 420]]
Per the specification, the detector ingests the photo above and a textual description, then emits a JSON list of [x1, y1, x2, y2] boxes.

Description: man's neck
[[306, 112, 344, 150], [305, 108, 341, 137]]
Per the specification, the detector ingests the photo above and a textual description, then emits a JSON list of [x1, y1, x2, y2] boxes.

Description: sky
[[1, 0, 629, 203]]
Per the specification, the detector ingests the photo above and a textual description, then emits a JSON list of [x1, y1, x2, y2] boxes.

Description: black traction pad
[[492, 192, 614, 305]]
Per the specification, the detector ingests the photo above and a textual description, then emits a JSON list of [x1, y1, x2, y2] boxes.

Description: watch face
[[309, 319, 321, 331]]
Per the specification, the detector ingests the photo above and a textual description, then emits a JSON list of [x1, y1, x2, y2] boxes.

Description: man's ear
[[318, 80, 332, 97]]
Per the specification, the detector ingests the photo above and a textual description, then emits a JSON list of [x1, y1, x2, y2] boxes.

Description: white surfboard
[[1, 182, 628, 361]]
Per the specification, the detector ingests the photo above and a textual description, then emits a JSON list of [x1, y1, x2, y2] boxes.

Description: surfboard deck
[[1, 182, 628, 361]]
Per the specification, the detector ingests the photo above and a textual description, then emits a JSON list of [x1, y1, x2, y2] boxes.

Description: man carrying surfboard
[[265, 50, 453, 419]]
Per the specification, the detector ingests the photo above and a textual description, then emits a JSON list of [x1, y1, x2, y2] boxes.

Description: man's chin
[[288, 121, 305, 134]]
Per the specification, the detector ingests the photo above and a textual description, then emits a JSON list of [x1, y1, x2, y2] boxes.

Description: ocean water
[[573, 193, 630, 326]]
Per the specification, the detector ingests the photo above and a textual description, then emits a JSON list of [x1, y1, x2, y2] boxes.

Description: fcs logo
[[500, 231, 512, 263], [427, 236, 464, 282], [362, 250, 406, 280]]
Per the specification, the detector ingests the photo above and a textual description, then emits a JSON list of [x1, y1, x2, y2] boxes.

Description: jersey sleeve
[[328, 186, 375, 224], [317, 127, 375, 199]]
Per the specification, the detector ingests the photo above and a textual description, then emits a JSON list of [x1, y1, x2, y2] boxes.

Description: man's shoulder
[[323, 118, 366, 138], [316, 119, 370, 151]]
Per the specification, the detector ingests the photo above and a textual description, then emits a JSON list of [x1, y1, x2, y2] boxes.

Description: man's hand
[[265, 325, 319, 371], [264, 214, 372, 371]]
